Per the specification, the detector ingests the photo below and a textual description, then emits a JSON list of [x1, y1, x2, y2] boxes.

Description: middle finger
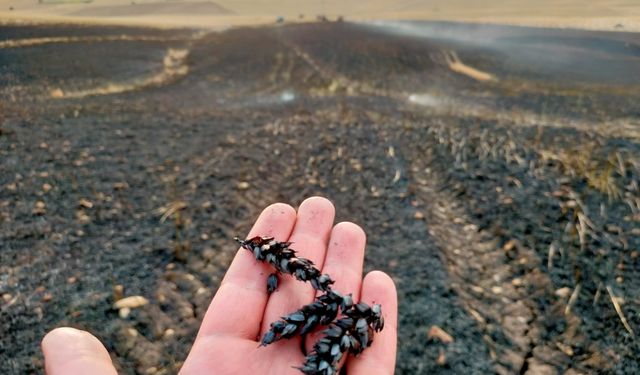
[[260, 196, 335, 336]]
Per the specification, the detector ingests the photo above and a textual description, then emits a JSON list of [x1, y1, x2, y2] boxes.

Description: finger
[[320, 222, 366, 299], [260, 196, 335, 336], [42, 327, 117, 375], [196, 202, 296, 340], [347, 271, 398, 375], [305, 222, 366, 352]]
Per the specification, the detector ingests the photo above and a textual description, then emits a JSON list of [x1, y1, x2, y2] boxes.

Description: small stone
[[76, 210, 91, 224], [491, 286, 503, 295], [145, 367, 158, 374], [126, 328, 138, 337], [179, 306, 194, 319], [67, 276, 77, 284], [555, 287, 571, 298], [437, 349, 447, 365], [414, 211, 425, 220], [157, 293, 167, 304], [428, 325, 454, 344], [503, 239, 517, 252], [42, 183, 52, 192], [557, 342, 574, 357], [42, 293, 53, 302], [163, 328, 176, 339], [119, 307, 131, 319], [351, 160, 363, 171], [113, 296, 149, 309], [616, 276, 623, 284], [33, 201, 46, 215], [2, 293, 12, 303], [200, 233, 209, 241], [237, 181, 250, 190], [78, 198, 93, 208]]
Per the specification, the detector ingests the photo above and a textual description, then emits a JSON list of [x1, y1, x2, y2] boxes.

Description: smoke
[[360, 20, 640, 86]]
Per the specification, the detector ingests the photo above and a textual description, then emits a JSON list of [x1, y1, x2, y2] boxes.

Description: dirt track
[[1, 21, 639, 374]]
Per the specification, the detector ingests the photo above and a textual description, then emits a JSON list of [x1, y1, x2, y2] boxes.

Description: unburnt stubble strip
[[235, 236, 384, 375]]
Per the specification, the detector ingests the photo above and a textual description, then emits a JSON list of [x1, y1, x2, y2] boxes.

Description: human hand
[[42, 197, 397, 375]]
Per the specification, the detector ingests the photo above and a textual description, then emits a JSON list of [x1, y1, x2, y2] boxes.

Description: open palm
[[42, 197, 397, 375]]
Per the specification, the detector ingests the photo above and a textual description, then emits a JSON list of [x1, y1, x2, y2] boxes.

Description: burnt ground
[[1, 21, 639, 374]]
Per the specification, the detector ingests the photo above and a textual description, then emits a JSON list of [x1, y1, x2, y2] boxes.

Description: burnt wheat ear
[[300, 302, 384, 375], [235, 236, 335, 292], [261, 290, 353, 345], [234, 236, 384, 375]]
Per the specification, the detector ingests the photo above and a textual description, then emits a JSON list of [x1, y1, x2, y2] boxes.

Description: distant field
[[69, 1, 233, 17], [1, 0, 640, 31]]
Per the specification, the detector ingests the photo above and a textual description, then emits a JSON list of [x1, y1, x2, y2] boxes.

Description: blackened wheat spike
[[234, 236, 384, 374], [299, 302, 384, 375], [235, 236, 335, 292], [261, 290, 353, 346], [266, 273, 279, 294]]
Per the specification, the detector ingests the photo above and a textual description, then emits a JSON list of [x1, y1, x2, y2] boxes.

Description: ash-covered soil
[[1, 21, 639, 375]]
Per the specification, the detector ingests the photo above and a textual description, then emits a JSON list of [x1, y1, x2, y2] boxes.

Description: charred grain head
[[235, 236, 383, 373], [299, 301, 384, 375], [236, 236, 334, 292]]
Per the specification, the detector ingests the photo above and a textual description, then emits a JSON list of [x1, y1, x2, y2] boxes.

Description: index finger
[[195, 202, 297, 340]]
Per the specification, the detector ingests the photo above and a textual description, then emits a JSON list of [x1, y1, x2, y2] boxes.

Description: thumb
[[42, 327, 118, 375]]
